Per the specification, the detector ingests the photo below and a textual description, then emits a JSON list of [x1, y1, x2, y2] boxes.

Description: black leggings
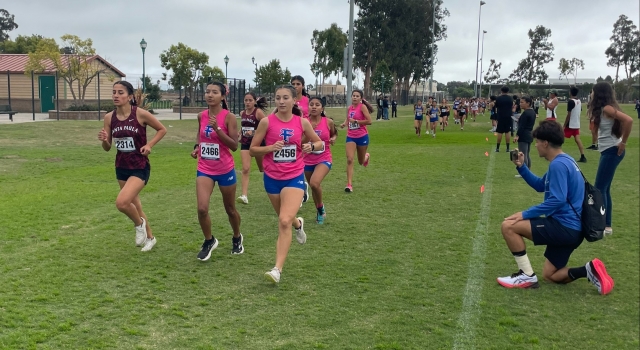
[[518, 141, 532, 169]]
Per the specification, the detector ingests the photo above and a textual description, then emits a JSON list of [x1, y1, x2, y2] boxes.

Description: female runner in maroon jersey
[[98, 81, 167, 252], [237, 92, 268, 205]]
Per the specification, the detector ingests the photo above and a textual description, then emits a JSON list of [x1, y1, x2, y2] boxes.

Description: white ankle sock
[[514, 254, 534, 276]]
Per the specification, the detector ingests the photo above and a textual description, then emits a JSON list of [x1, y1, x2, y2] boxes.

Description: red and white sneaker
[[344, 184, 353, 193], [363, 153, 370, 167], [586, 258, 614, 295], [497, 270, 539, 289]]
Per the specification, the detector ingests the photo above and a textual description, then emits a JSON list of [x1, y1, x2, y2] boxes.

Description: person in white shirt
[[543, 91, 559, 120], [563, 87, 586, 163]]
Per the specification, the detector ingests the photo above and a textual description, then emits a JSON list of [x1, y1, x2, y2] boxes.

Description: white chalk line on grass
[[452, 151, 496, 350]]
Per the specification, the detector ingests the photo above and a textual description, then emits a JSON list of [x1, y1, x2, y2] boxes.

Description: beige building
[[0, 54, 126, 112]]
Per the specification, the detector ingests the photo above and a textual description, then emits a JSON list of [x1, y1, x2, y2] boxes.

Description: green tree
[[159, 43, 212, 105], [199, 65, 226, 85], [0, 9, 18, 42], [370, 60, 393, 94], [26, 34, 113, 104], [0, 34, 58, 54], [354, 0, 448, 98], [253, 59, 291, 94], [310, 23, 348, 85], [558, 58, 585, 84], [605, 15, 638, 83], [140, 76, 162, 101], [483, 59, 503, 96], [508, 25, 554, 86]]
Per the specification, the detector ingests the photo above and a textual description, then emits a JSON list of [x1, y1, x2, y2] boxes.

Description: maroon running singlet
[[110, 106, 148, 170]]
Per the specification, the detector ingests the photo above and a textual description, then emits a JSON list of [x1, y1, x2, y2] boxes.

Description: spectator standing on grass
[[191, 82, 243, 260], [376, 94, 383, 120], [635, 99, 640, 119], [533, 97, 540, 116], [589, 82, 634, 237], [543, 90, 559, 121], [497, 120, 614, 295], [494, 86, 513, 152], [97, 80, 167, 252], [563, 87, 587, 163], [383, 96, 390, 120], [514, 96, 536, 174], [392, 99, 398, 118]]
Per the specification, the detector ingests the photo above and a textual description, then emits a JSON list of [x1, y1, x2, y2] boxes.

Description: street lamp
[[422, 80, 426, 101], [381, 73, 385, 97], [479, 30, 487, 98], [224, 55, 229, 81], [474, 1, 486, 98], [140, 38, 147, 92], [251, 56, 258, 70]]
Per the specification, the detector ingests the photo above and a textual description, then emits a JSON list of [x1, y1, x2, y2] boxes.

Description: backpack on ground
[[567, 158, 606, 242]]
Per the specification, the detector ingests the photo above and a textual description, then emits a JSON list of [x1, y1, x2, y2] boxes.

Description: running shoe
[[585, 259, 614, 295], [232, 234, 244, 255], [135, 217, 147, 246], [141, 237, 156, 252], [265, 267, 281, 284], [586, 144, 598, 150], [316, 206, 326, 225], [363, 153, 370, 167], [344, 184, 353, 193], [295, 217, 307, 244], [497, 270, 539, 289], [604, 228, 613, 236], [197, 237, 218, 261], [236, 195, 248, 204], [578, 155, 587, 163]]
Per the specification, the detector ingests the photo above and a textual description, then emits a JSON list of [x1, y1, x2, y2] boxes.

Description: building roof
[[0, 54, 125, 77], [548, 78, 595, 85]]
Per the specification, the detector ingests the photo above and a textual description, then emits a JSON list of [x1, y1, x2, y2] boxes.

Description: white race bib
[[273, 144, 296, 163], [200, 142, 220, 160], [113, 137, 135, 152], [311, 141, 325, 155], [241, 127, 254, 137], [349, 121, 359, 130]]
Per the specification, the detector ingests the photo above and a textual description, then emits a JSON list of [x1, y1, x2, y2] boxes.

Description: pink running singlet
[[197, 109, 235, 175], [304, 117, 332, 166], [263, 114, 304, 180], [296, 95, 309, 119], [346, 103, 368, 139]]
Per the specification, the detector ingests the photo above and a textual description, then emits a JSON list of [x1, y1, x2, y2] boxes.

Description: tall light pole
[[224, 55, 229, 82], [429, 0, 436, 100], [422, 80, 426, 101], [473, 1, 486, 98], [346, 0, 355, 101], [478, 30, 487, 98], [381, 73, 385, 97], [140, 38, 147, 92]]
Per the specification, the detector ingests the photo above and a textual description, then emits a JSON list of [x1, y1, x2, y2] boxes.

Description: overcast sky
[[5, 0, 639, 88]]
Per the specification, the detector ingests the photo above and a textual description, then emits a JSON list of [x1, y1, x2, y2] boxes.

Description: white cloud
[[6, 0, 638, 88]]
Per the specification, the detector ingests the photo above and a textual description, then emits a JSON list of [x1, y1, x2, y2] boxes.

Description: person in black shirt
[[514, 96, 536, 170], [495, 86, 514, 152], [392, 99, 398, 118], [635, 99, 640, 119], [382, 96, 389, 120], [376, 94, 383, 120]]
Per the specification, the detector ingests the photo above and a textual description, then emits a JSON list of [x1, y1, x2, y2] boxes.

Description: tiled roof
[[0, 54, 125, 77]]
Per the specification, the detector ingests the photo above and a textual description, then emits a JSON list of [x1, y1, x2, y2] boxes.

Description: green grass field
[[0, 105, 638, 350]]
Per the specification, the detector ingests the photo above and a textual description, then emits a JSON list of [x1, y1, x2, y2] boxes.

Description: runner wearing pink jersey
[[291, 75, 311, 203], [189, 82, 242, 261], [340, 89, 374, 192], [98, 80, 166, 252], [302, 97, 337, 224], [250, 85, 323, 284]]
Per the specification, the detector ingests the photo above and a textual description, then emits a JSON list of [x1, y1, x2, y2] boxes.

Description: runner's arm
[[100, 113, 113, 152], [137, 108, 167, 149], [358, 104, 372, 125], [249, 117, 272, 156], [218, 113, 239, 151]]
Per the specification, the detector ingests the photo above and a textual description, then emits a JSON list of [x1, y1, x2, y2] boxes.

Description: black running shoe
[[197, 238, 218, 261], [232, 234, 244, 255], [578, 155, 587, 163], [587, 144, 597, 150]]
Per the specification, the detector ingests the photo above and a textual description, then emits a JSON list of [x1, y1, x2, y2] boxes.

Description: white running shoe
[[135, 218, 147, 246], [295, 217, 307, 244], [265, 267, 281, 284], [141, 237, 156, 252], [497, 270, 539, 289], [236, 195, 248, 204]]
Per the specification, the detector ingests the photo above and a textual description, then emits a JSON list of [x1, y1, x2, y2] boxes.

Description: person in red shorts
[[563, 87, 586, 163]]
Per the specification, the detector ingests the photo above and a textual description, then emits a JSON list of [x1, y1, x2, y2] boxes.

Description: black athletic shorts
[[490, 113, 498, 121], [531, 216, 583, 269], [495, 117, 512, 133], [116, 163, 150, 185]]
